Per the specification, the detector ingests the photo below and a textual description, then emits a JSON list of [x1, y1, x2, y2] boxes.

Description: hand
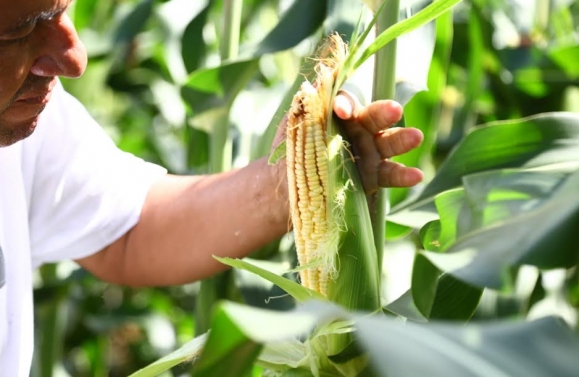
[[333, 91, 423, 195], [271, 91, 424, 196]]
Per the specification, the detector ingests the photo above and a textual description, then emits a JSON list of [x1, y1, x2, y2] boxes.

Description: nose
[[29, 13, 87, 78]]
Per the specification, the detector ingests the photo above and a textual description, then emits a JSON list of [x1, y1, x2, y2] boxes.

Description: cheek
[[0, 48, 32, 110]]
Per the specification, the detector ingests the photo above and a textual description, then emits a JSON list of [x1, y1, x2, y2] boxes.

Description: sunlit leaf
[[193, 302, 319, 376], [394, 113, 579, 213], [550, 45, 579, 79], [412, 190, 482, 320], [255, 340, 309, 371], [423, 168, 579, 289], [354, 0, 462, 68], [128, 333, 207, 377], [325, 0, 366, 38], [215, 257, 326, 303], [133, 297, 579, 376]]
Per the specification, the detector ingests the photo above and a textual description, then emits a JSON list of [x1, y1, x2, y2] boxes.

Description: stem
[[36, 265, 66, 377], [209, 0, 243, 173], [371, 0, 399, 269], [197, 0, 244, 335], [220, 0, 243, 62]]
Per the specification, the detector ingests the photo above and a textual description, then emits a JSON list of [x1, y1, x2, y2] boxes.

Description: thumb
[[333, 89, 362, 120]]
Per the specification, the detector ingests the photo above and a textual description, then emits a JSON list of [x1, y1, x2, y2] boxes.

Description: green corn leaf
[[383, 289, 427, 322], [326, 116, 382, 313], [132, 300, 579, 376], [255, 339, 310, 371], [128, 333, 208, 377], [393, 112, 579, 214], [422, 168, 579, 289], [249, 0, 327, 56], [354, 0, 463, 69], [194, 302, 320, 376], [268, 141, 287, 165], [412, 190, 482, 321], [355, 311, 579, 377], [215, 257, 326, 303]]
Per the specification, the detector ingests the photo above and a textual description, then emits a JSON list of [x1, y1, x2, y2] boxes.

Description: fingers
[[357, 100, 403, 134], [332, 90, 424, 193], [375, 127, 423, 159], [360, 160, 424, 195], [333, 90, 360, 120], [334, 91, 404, 135], [378, 161, 424, 188]]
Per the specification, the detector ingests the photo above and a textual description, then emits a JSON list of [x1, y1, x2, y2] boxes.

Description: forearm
[[78, 157, 289, 287]]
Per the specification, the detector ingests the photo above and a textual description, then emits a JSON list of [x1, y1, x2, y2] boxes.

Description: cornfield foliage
[[33, 0, 579, 376]]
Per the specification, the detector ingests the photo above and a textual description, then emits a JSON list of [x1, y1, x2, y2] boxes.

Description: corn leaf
[[193, 302, 319, 376], [413, 258, 483, 321], [132, 300, 579, 376], [257, 68, 307, 161], [215, 257, 326, 303], [383, 289, 427, 322], [179, 3, 211, 74], [412, 169, 570, 314], [128, 333, 207, 377], [422, 168, 579, 289], [249, 0, 327, 56], [113, 0, 154, 45], [412, 189, 482, 321], [268, 141, 286, 165], [354, 0, 462, 69], [392, 112, 579, 214], [356, 313, 579, 377], [325, 0, 365, 38], [326, 117, 382, 313], [191, 307, 261, 376], [255, 339, 309, 371]]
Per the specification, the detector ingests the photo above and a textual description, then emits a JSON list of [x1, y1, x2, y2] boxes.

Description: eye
[[0, 23, 36, 46], [3, 33, 33, 46]]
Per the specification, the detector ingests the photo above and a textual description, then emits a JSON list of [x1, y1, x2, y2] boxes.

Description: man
[[0, 0, 424, 375]]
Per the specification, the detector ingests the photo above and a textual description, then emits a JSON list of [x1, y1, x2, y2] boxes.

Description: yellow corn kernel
[[286, 33, 348, 296]]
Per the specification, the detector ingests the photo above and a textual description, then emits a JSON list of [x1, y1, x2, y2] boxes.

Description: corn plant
[[128, 0, 579, 376], [130, 1, 578, 376], [33, 0, 579, 376]]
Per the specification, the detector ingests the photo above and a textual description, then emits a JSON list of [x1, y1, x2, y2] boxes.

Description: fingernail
[[387, 101, 403, 122], [336, 95, 353, 117]]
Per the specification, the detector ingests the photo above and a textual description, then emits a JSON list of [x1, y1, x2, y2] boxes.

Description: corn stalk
[[196, 0, 245, 336], [370, 0, 399, 268]]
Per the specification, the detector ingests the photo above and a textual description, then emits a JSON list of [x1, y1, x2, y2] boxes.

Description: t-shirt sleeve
[[23, 81, 167, 268]]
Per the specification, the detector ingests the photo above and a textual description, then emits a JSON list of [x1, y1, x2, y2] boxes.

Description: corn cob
[[286, 34, 348, 296]]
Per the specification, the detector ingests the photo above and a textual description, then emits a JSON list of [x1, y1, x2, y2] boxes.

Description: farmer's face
[[0, 0, 86, 147]]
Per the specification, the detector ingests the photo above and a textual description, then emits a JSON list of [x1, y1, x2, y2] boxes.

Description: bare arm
[[77, 96, 423, 287], [77, 157, 289, 287]]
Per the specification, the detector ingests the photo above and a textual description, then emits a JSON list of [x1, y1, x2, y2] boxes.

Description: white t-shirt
[[0, 81, 166, 376]]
